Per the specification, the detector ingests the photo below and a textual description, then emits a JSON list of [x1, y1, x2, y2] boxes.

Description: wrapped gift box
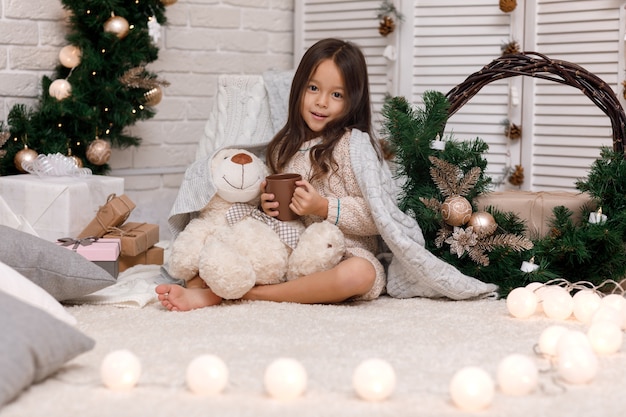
[[77, 194, 135, 238], [0, 174, 124, 242], [57, 237, 121, 278], [475, 191, 595, 238], [119, 246, 164, 273], [103, 222, 160, 257]]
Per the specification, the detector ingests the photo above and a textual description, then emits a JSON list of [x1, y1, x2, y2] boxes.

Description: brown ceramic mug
[[265, 173, 302, 221]]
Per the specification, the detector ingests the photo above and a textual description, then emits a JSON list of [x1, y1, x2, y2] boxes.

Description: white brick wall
[[0, 0, 295, 240]]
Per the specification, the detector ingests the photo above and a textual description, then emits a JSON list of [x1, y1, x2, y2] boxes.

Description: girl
[[156, 38, 386, 310]]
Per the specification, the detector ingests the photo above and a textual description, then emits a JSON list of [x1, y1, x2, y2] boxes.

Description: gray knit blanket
[[349, 129, 498, 300], [168, 128, 498, 300]]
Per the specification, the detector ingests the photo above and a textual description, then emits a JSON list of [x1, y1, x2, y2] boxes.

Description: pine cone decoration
[[549, 227, 562, 238], [508, 165, 524, 186], [505, 123, 522, 140], [378, 16, 395, 37], [501, 40, 520, 56], [499, 0, 517, 13]]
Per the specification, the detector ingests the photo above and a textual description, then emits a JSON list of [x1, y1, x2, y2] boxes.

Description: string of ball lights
[[47, 279, 624, 413]]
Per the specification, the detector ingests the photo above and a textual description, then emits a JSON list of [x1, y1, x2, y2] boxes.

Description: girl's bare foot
[[155, 284, 222, 311]]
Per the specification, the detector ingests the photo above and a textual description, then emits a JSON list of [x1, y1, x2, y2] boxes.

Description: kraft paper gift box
[[77, 194, 136, 238], [475, 191, 595, 238], [119, 246, 164, 273], [0, 174, 124, 242], [103, 222, 160, 257], [57, 237, 121, 278]]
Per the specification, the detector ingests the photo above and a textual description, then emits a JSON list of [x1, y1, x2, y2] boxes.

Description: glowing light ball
[[591, 305, 623, 328], [264, 358, 307, 400], [600, 294, 626, 329], [496, 354, 538, 396], [557, 345, 599, 384], [449, 366, 495, 412], [525, 282, 546, 313], [537, 325, 568, 357], [556, 330, 592, 357], [541, 286, 573, 320], [352, 358, 396, 402], [601, 293, 626, 311], [587, 321, 623, 355], [58, 45, 82, 68], [186, 354, 229, 395], [506, 287, 538, 319], [48, 79, 72, 100], [100, 349, 141, 390], [572, 290, 601, 324]]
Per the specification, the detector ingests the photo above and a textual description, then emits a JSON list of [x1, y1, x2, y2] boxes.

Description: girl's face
[[300, 59, 346, 134]]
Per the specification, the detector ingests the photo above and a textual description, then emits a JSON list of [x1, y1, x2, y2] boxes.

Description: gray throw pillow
[[0, 225, 116, 301], [0, 291, 95, 407]]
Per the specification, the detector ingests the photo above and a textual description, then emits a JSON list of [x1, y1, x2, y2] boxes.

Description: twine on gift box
[[94, 193, 134, 234], [106, 222, 147, 238], [106, 222, 149, 252], [57, 236, 99, 251]]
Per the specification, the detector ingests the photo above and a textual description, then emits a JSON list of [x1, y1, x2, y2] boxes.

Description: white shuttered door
[[406, 0, 623, 190], [297, 0, 624, 190], [525, 0, 622, 190], [407, 0, 515, 186]]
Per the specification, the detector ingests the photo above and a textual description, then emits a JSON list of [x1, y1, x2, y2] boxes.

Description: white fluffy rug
[[2, 294, 625, 416]]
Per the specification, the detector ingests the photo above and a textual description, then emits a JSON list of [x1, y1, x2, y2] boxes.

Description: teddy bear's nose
[[231, 153, 253, 165]]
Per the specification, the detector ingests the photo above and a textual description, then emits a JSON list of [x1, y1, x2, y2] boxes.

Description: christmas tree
[[0, 0, 174, 176], [382, 91, 626, 295]]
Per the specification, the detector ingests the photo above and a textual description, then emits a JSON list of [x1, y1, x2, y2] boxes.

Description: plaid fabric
[[225, 202, 300, 249]]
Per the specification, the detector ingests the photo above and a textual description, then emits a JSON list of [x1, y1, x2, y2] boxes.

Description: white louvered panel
[[529, 0, 622, 190], [411, 1, 513, 182], [298, 1, 388, 131]]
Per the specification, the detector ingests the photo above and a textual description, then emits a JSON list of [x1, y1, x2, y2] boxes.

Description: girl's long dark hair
[[266, 38, 376, 180]]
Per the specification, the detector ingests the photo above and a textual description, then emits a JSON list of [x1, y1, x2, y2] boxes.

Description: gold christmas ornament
[[14, 145, 38, 173], [104, 15, 130, 39], [69, 155, 83, 168], [161, 0, 178, 5], [86, 138, 112, 165], [49, 79, 72, 100], [143, 86, 163, 106], [67, 149, 83, 168], [499, 0, 517, 13], [468, 211, 497, 236], [441, 195, 473, 227], [58, 45, 82, 69]]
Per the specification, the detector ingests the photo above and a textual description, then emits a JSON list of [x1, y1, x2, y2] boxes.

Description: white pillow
[[0, 261, 77, 326]]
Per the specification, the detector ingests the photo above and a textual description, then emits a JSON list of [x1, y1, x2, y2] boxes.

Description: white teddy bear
[[167, 148, 346, 299]]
